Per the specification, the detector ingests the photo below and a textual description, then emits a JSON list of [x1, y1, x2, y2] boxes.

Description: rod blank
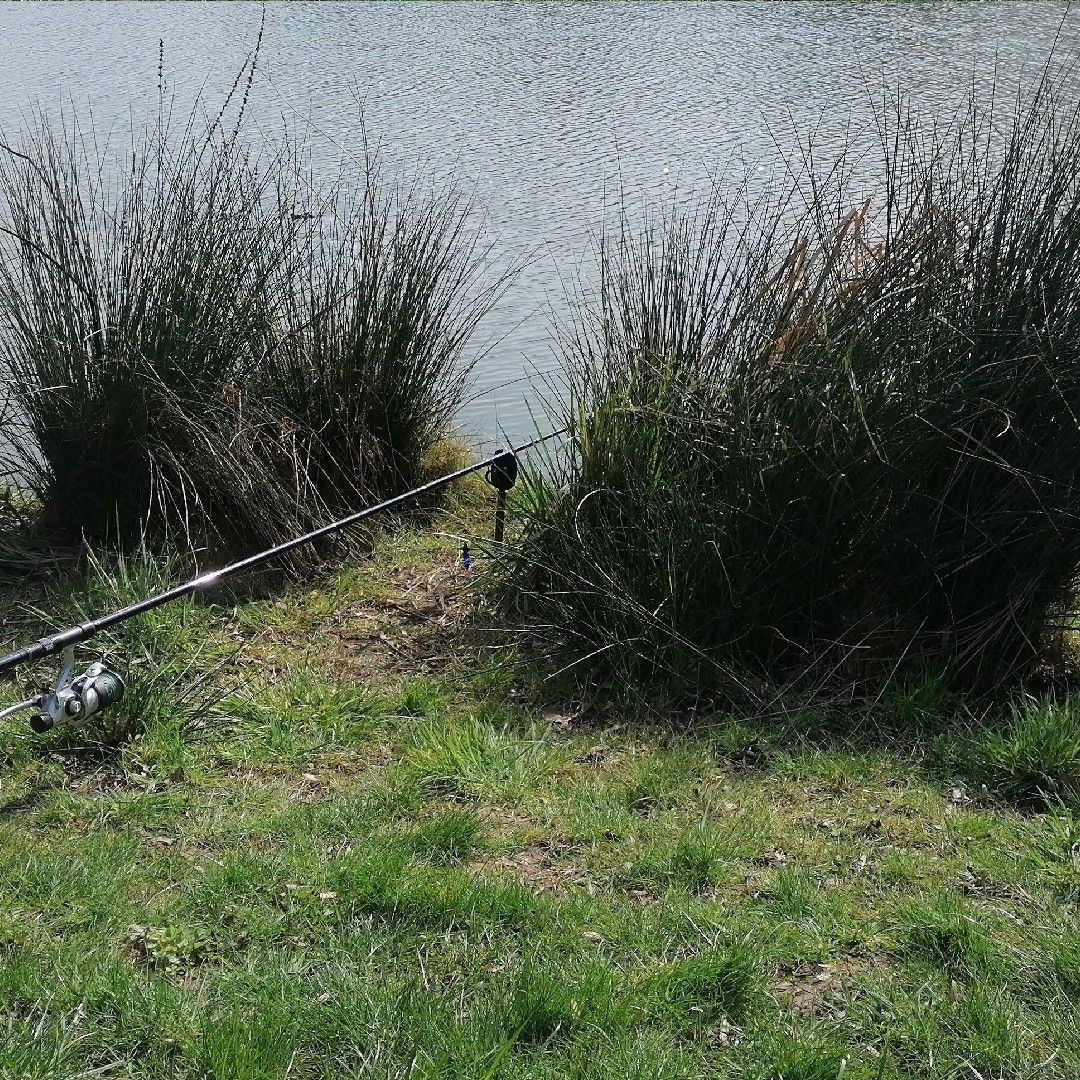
[[0, 430, 561, 677]]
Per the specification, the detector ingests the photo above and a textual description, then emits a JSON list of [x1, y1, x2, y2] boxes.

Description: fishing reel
[[0, 647, 125, 733]]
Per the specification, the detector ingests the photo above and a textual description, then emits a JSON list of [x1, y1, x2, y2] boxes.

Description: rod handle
[[0, 626, 90, 677]]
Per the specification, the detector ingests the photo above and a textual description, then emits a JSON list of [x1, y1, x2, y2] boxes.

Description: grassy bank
[[0, 508, 1077, 1079], [2, 51, 1080, 1080]]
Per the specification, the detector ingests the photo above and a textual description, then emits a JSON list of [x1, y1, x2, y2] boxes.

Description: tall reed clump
[[0, 112, 496, 564], [264, 161, 502, 515], [0, 394, 46, 576], [499, 76, 1080, 700], [0, 113, 310, 555]]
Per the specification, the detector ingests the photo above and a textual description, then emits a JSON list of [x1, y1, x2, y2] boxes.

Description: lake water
[[1, 0, 1076, 449]]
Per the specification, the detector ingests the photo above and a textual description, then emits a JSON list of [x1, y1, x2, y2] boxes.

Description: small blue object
[[461, 543, 473, 570]]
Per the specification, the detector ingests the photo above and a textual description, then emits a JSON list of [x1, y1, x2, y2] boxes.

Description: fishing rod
[[0, 428, 563, 733]]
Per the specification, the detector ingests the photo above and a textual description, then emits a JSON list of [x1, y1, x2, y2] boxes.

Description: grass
[[945, 694, 1080, 807], [0, 516, 1078, 1078], [499, 68, 1080, 700], [265, 157, 507, 515], [0, 80, 498, 562]]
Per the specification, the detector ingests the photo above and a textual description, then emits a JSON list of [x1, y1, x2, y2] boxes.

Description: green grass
[[0, 519, 1078, 1078], [945, 694, 1080, 807]]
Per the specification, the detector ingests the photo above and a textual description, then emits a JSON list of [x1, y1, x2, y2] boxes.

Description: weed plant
[[947, 693, 1080, 807], [500, 73, 1080, 697], [0, 109, 306, 553]]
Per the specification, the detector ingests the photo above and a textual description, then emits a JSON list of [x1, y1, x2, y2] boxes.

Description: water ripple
[[0, 0, 1075, 443]]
